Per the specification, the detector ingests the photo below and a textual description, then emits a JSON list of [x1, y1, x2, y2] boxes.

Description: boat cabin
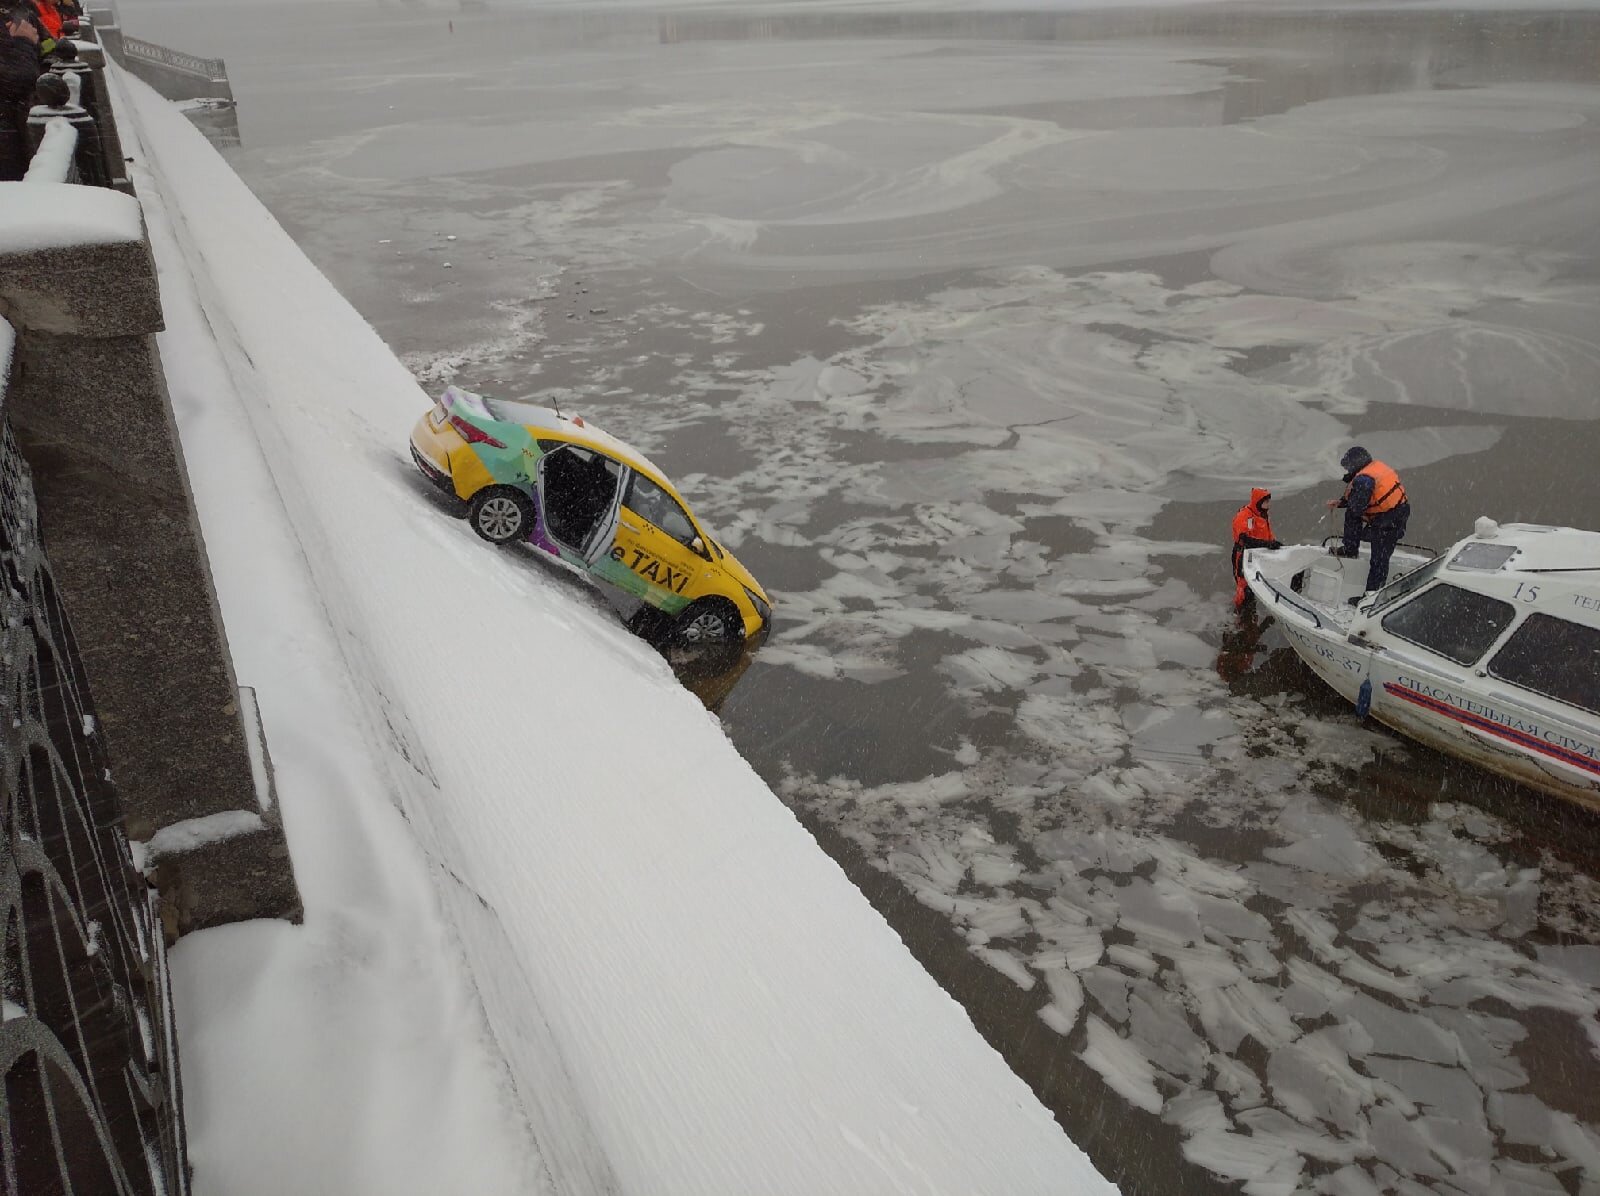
[[1349, 522, 1600, 717]]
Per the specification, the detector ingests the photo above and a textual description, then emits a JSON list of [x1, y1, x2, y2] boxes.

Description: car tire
[[672, 599, 742, 646], [627, 606, 673, 643], [468, 487, 533, 545]]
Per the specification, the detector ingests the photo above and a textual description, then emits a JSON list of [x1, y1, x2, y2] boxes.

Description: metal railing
[[120, 36, 226, 83], [1252, 569, 1328, 629], [0, 390, 189, 1194]]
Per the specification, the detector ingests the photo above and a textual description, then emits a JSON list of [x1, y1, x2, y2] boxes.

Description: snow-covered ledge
[[0, 183, 154, 333]]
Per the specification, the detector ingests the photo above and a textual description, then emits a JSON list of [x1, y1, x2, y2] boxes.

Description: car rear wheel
[[673, 599, 743, 646], [468, 487, 533, 545]]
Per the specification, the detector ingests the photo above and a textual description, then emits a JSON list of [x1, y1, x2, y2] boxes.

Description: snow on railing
[[22, 118, 79, 184]]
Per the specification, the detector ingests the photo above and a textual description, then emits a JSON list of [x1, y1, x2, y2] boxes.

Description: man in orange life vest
[[1230, 487, 1280, 609], [1326, 446, 1409, 597]]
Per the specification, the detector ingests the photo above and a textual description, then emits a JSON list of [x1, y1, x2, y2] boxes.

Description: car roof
[[451, 388, 694, 508], [530, 416, 680, 498], [458, 390, 686, 505]]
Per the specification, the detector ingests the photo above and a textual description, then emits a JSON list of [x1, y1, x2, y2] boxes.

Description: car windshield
[[1367, 553, 1443, 613]]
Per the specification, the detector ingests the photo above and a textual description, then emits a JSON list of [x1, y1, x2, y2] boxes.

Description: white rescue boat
[[1244, 518, 1600, 810]]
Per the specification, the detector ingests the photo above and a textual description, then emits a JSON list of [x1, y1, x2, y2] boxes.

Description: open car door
[[582, 464, 624, 566], [534, 445, 625, 566]]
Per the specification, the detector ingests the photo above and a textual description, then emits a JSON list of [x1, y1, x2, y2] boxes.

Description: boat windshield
[[1368, 554, 1443, 613]]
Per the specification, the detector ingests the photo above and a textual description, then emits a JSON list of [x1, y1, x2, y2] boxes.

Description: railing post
[[27, 88, 107, 187], [68, 28, 130, 188]]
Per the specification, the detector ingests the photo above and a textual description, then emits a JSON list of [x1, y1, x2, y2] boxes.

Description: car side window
[[1488, 613, 1600, 716], [1380, 583, 1516, 667], [625, 474, 698, 549]]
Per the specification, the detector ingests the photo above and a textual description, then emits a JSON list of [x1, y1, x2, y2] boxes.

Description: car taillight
[[449, 415, 506, 449]]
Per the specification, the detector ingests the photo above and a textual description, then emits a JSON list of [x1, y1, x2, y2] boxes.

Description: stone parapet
[[0, 239, 158, 333], [0, 165, 300, 935]]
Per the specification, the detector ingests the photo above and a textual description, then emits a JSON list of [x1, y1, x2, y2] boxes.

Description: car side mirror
[[691, 536, 707, 558]]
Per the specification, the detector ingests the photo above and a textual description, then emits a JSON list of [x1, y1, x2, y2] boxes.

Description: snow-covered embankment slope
[[109, 67, 1115, 1196]]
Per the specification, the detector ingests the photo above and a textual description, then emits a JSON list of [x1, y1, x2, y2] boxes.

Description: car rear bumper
[[410, 441, 454, 494]]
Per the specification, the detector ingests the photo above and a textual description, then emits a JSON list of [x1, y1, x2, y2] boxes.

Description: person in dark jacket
[[0, 7, 42, 181], [1229, 487, 1281, 609], [1326, 446, 1409, 598]]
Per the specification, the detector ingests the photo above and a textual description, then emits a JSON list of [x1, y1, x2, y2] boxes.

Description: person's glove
[[1268, 540, 1283, 550]]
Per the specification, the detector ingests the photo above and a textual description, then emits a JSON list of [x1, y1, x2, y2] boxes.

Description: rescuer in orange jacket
[[1326, 446, 1409, 597], [1230, 487, 1280, 609]]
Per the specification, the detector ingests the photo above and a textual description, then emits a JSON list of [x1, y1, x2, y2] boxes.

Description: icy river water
[[126, 0, 1600, 1191]]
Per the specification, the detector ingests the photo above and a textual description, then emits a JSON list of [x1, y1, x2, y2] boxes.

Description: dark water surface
[[126, 1, 1600, 1190]]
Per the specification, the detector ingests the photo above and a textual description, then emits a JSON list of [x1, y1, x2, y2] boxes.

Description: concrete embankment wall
[[0, 315, 193, 1196]]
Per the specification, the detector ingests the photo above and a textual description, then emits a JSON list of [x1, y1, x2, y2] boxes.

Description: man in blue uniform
[[1326, 446, 1409, 598]]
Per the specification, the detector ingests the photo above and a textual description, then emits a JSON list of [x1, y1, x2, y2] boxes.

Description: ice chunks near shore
[[784, 749, 1600, 1193], [1081, 1015, 1164, 1115]]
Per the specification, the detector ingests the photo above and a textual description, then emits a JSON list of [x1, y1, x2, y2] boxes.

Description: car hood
[[715, 542, 768, 602]]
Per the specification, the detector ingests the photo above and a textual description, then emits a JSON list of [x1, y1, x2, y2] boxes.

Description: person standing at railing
[[0, 6, 43, 180], [20, 0, 57, 53]]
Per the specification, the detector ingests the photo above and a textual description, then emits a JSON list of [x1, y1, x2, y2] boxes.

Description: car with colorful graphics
[[409, 387, 772, 643]]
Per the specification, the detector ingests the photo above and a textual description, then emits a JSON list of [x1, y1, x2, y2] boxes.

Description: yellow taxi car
[[409, 386, 772, 643]]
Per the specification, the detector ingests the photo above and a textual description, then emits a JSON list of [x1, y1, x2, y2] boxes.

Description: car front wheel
[[468, 487, 533, 545], [673, 599, 742, 645]]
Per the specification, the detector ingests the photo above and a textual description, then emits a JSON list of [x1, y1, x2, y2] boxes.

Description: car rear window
[[1488, 613, 1600, 716]]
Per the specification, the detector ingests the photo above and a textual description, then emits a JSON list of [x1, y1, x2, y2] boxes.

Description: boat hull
[[1366, 673, 1600, 812], [1244, 545, 1600, 813]]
